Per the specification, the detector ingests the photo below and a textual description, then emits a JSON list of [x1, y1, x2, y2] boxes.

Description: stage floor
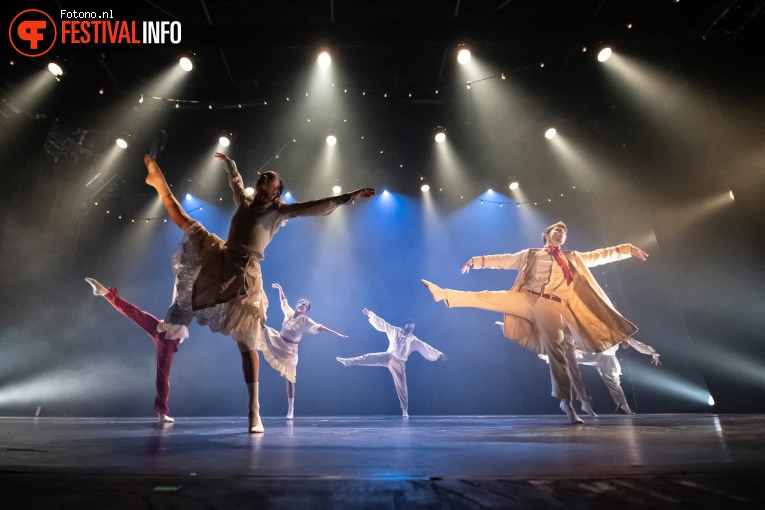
[[3, 414, 765, 508]]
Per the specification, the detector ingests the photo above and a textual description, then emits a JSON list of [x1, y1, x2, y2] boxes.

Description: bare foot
[[581, 399, 598, 417], [560, 400, 584, 425], [144, 154, 169, 193], [85, 277, 108, 296], [421, 280, 446, 303]]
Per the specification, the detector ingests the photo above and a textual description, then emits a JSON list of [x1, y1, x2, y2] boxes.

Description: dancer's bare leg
[[286, 380, 295, 420], [240, 347, 264, 433], [144, 154, 193, 229]]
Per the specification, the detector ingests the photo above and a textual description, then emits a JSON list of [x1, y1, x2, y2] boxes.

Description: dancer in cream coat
[[423, 221, 648, 424]]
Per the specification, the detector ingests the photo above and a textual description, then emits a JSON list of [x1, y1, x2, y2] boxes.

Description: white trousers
[[445, 289, 578, 401], [578, 352, 627, 407], [343, 352, 408, 410]]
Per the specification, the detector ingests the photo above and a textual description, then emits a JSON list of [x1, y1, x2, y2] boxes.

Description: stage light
[[434, 126, 446, 143], [318, 51, 331, 67], [729, 190, 735, 201], [509, 180, 519, 190], [332, 185, 342, 194], [708, 395, 715, 406], [457, 46, 471, 64], [185, 193, 192, 200], [219, 132, 231, 147], [545, 128, 557, 139], [245, 187, 255, 196], [598, 47, 612, 62], [326, 135, 337, 145], [179, 57, 193, 71], [115, 134, 129, 148], [47, 63, 63, 77], [421, 184, 430, 192]]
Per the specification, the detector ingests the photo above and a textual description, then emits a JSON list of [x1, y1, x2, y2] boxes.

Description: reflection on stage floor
[[2, 414, 765, 508]]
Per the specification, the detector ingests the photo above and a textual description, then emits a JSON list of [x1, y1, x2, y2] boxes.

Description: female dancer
[[144, 153, 374, 432], [266, 283, 347, 419]]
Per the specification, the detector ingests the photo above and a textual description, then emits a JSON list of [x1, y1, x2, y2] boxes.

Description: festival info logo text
[[10, 9, 182, 57]]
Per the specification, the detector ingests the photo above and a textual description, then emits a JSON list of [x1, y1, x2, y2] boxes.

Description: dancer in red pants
[[86, 277, 192, 422]]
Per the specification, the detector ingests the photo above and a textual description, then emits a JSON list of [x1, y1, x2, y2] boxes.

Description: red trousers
[[104, 288, 180, 415]]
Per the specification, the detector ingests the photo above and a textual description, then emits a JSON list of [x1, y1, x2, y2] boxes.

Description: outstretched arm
[[271, 283, 293, 317], [215, 152, 246, 207], [623, 337, 661, 365], [577, 244, 648, 267], [271, 283, 287, 302], [411, 338, 447, 361], [462, 252, 524, 273], [318, 325, 348, 338], [278, 188, 375, 220], [362, 308, 396, 335]]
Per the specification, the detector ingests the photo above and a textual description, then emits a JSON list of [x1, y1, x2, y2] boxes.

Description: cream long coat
[[471, 244, 638, 354]]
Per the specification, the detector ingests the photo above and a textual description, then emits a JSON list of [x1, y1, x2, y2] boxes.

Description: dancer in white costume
[[265, 283, 347, 419], [337, 309, 446, 418], [145, 153, 374, 433], [575, 337, 661, 414], [423, 221, 648, 424]]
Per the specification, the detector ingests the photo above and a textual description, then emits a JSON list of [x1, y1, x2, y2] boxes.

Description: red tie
[[545, 246, 573, 285]]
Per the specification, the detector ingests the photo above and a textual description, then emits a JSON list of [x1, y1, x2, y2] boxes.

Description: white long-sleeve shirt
[[366, 312, 444, 362], [278, 298, 321, 343], [598, 337, 657, 356]]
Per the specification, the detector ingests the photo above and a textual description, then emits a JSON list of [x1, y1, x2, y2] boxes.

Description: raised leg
[[427, 285, 535, 320], [337, 352, 391, 367], [144, 155, 193, 229]]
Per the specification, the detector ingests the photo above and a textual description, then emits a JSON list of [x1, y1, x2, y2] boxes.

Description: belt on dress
[[282, 337, 299, 344], [526, 289, 562, 303]]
